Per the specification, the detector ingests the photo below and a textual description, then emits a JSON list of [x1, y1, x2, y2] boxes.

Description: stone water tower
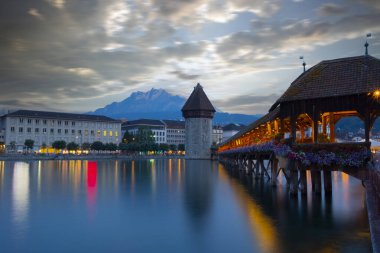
[[181, 83, 215, 159]]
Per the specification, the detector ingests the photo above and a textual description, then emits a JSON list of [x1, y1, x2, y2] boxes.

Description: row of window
[[10, 127, 118, 137], [155, 137, 166, 142], [167, 134, 185, 138], [167, 129, 185, 133], [15, 118, 118, 128]]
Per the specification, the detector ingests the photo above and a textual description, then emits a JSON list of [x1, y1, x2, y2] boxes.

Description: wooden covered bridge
[[217, 54, 380, 195]]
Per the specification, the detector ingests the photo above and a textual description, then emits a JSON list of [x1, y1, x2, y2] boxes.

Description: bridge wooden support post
[[260, 159, 266, 178], [323, 170, 332, 194], [255, 155, 260, 179], [247, 159, 252, 174], [285, 159, 291, 187], [311, 170, 322, 194], [271, 158, 278, 187], [289, 160, 298, 195], [299, 170, 307, 194]]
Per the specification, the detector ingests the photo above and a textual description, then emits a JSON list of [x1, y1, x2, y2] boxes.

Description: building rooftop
[[222, 123, 246, 131], [270, 55, 380, 111], [162, 120, 185, 129], [5, 110, 120, 122], [219, 107, 280, 147], [122, 119, 165, 127], [182, 83, 215, 118]]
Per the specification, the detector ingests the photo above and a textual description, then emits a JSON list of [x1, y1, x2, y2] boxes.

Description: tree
[[9, 141, 16, 152], [67, 142, 79, 151], [178, 144, 185, 151], [91, 141, 104, 151], [105, 143, 117, 151], [136, 127, 155, 144], [82, 142, 91, 150], [24, 139, 34, 151], [159, 143, 169, 152], [52, 140, 66, 151], [122, 131, 135, 143], [169, 144, 177, 151]]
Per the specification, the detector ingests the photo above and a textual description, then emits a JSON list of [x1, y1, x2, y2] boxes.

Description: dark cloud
[[217, 11, 380, 67], [213, 94, 281, 113], [169, 70, 200, 80], [317, 3, 347, 16]]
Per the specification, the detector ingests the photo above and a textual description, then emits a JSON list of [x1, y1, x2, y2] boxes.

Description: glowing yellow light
[[373, 90, 380, 98]]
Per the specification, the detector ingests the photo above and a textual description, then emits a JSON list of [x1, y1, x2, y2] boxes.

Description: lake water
[[0, 159, 372, 253]]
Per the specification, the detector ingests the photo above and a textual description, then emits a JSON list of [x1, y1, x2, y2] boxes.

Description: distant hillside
[[88, 88, 260, 125]]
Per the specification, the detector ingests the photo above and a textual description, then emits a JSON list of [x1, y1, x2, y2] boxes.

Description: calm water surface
[[0, 159, 371, 253]]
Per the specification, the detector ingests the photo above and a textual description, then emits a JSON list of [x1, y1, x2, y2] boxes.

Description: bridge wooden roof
[[219, 107, 280, 147], [270, 55, 380, 111]]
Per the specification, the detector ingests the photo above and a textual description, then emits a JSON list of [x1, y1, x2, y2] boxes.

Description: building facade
[[0, 110, 121, 149], [222, 123, 246, 142], [122, 119, 167, 144], [212, 126, 223, 145], [182, 83, 216, 159], [163, 120, 185, 145]]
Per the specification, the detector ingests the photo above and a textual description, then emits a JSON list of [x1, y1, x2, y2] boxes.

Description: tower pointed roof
[[182, 83, 215, 118]]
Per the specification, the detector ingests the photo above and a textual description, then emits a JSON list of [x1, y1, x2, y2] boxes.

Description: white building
[[222, 123, 246, 142], [0, 110, 121, 150], [163, 120, 185, 145], [122, 119, 167, 144], [212, 126, 223, 145]]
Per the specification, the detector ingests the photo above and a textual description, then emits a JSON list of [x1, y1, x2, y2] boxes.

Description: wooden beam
[[365, 109, 370, 143], [329, 112, 335, 142]]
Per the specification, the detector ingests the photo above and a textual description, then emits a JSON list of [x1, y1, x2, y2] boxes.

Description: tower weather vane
[[365, 33, 371, 56], [300, 56, 306, 72]]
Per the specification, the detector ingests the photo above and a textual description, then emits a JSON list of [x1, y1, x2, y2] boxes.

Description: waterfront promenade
[[0, 153, 185, 161]]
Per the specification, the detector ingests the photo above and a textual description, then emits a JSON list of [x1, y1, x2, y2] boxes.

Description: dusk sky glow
[[1, 0, 380, 115]]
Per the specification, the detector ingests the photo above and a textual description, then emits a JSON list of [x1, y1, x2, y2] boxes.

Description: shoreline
[[0, 153, 186, 161]]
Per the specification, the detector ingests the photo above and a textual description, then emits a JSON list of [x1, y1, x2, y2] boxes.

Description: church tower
[[181, 83, 215, 159]]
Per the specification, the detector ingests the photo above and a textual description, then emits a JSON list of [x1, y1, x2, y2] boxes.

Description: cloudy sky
[[0, 0, 379, 115]]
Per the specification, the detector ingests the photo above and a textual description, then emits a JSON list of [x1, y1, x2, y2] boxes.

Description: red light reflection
[[87, 161, 97, 218]]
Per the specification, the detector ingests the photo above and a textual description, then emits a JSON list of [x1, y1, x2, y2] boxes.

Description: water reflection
[[0, 159, 372, 253], [218, 164, 279, 253], [221, 164, 371, 253], [184, 160, 213, 228], [87, 161, 97, 218], [12, 162, 30, 234]]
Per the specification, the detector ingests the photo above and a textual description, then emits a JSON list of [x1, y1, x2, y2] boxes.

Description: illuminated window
[[115, 131, 118, 137], [109, 131, 113, 137], [103, 130, 107, 136], [97, 130, 100, 136]]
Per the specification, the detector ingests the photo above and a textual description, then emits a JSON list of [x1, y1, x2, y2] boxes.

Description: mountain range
[[88, 88, 260, 125]]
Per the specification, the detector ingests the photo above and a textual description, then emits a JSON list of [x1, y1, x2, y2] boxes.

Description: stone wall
[[185, 118, 212, 159]]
